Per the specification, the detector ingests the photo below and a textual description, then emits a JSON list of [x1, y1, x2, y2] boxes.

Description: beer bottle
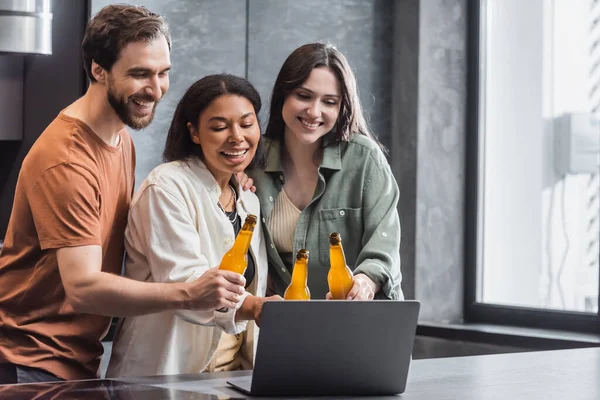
[[284, 249, 311, 300], [327, 232, 354, 300], [219, 214, 257, 274]]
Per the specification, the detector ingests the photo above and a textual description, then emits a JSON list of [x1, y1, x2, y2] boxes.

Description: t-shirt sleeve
[[28, 163, 102, 250]]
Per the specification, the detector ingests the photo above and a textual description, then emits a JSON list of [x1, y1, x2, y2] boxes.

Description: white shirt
[[106, 158, 267, 378]]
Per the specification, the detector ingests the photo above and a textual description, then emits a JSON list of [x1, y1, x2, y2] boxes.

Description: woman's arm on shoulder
[[236, 172, 256, 192]]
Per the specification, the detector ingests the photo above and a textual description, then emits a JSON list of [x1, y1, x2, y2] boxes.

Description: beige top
[[267, 189, 301, 253], [204, 277, 258, 372]]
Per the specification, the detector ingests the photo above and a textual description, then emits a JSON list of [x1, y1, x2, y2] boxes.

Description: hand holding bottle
[[184, 266, 246, 311], [326, 273, 377, 300]]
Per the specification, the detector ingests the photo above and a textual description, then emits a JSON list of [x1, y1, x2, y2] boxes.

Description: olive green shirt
[[249, 134, 403, 300]]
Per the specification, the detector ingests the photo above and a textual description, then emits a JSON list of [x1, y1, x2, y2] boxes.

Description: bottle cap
[[329, 232, 342, 245], [296, 248, 309, 260]]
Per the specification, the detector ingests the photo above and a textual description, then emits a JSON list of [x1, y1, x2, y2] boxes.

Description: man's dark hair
[[82, 4, 171, 83]]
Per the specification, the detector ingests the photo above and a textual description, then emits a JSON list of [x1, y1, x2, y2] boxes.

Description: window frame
[[463, 0, 600, 334]]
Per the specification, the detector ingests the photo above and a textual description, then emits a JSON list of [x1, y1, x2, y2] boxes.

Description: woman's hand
[[326, 273, 379, 300], [251, 295, 283, 326], [236, 294, 283, 325], [235, 172, 256, 192]]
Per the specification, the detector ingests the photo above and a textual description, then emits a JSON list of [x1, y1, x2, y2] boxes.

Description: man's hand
[[57, 246, 247, 317], [184, 266, 246, 311], [235, 172, 256, 192], [326, 273, 378, 300], [236, 294, 283, 326]]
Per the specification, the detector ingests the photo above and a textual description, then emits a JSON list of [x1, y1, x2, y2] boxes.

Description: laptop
[[227, 300, 420, 397]]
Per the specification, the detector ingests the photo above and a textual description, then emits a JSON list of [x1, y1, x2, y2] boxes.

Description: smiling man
[[0, 4, 247, 384]]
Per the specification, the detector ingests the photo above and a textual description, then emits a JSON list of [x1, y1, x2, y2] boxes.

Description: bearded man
[[0, 4, 246, 384]]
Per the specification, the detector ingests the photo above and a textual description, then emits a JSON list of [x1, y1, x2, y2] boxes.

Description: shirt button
[[262, 217, 266, 223], [269, 196, 274, 202], [339, 210, 345, 216], [281, 267, 286, 272], [382, 232, 387, 237], [279, 175, 284, 182], [270, 243, 275, 249], [225, 237, 233, 244]]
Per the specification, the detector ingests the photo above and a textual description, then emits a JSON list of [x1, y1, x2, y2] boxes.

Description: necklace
[[217, 184, 238, 223]]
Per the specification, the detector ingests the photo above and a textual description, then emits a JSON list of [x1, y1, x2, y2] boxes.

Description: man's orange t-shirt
[[0, 112, 135, 380]]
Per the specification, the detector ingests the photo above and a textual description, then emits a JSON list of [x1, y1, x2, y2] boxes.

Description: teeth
[[223, 149, 247, 156], [132, 99, 153, 107], [300, 118, 320, 129]]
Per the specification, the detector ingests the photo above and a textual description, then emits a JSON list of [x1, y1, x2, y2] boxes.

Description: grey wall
[[91, 0, 469, 324], [92, 0, 247, 187], [91, 0, 394, 186], [415, 0, 467, 323], [392, 0, 420, 301], [392, 0, 468, 323], [0, 0, 470, 326], [247, 0, 393, 148]]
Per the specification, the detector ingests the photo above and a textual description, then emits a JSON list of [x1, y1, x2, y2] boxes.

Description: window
[[466, 0, 600, 332]]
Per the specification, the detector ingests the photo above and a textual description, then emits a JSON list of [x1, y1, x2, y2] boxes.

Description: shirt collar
[[321, 137, 342, 171], [264, 139, 284, 172]]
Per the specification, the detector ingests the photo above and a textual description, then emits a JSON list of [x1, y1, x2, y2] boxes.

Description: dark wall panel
[[415, 0, 468, 323], [0, 0, 88, 237], [392, 0, 420, 300]]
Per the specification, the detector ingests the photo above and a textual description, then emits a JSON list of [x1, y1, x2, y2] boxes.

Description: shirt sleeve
[[352, 152, 404, 300], [125, 182, 248, 334], [28, 163, 102, 250]]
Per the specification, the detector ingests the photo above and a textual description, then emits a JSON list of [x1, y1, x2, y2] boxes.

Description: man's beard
[[107, 82, 158, 130]]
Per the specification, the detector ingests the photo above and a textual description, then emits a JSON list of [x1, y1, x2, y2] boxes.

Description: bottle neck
[[329, 243, 347, 269], [291, 259, 308, 285], [232, 226, 254, 254]]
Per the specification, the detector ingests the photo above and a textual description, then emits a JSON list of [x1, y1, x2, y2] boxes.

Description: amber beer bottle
[[219, 214, 257, 274], [284, 249, 311, 300], [327, 232, 354, 300]]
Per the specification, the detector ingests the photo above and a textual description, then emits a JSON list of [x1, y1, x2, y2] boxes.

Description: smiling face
[[188, 94, 260, 181], [281, 66, 342, 145], [103, 36, 171, 130]]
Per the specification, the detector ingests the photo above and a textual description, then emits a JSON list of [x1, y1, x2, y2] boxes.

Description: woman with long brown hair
[[249, 43, 403, 301]]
